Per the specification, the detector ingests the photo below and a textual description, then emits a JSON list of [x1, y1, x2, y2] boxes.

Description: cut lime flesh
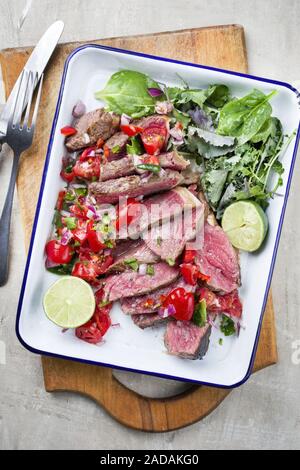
[[43, 276, 95, 328], [222, 201, 268, 252]]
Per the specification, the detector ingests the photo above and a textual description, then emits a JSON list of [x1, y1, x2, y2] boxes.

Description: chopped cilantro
[[192, 299, 207, 327], [146, 265, 155, 276], [220, 314, 236, 336]]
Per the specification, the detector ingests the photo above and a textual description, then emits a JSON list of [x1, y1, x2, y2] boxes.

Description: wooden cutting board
[[0, 24, 278, 432]]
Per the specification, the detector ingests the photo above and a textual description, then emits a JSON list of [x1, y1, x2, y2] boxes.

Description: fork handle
[[0, 151, 20, 286]]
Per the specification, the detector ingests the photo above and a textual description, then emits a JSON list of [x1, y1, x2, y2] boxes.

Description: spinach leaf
[[205, 84, 230, 108], [95, 70, 160, 118], [217, 89, 277, 145]]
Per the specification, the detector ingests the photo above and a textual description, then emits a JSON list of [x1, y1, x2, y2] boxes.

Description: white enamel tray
[[16, 45, 300, 388]]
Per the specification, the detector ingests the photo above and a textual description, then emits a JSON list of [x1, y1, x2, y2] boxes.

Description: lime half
[[43, 276, 95, 328], [222, 201, 268, 252]]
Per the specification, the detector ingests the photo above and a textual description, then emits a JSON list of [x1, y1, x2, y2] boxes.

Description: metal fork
[[0, 70, 43, 286]]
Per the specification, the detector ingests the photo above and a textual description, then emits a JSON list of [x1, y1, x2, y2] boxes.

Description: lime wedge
[[43, 276, 95, 328], [222, 201, 268, 252]]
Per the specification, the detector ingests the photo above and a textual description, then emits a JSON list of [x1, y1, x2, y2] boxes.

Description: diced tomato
[[141, 126, 167, 155], [183, 250, 197, 264], [70, 200, 89, 219], [162, 287, 195, 321], [72, 219, 88, 245], [120, 124, 144, 137], [45, 240, 73, 264], [60, 168, 75, 183], [75, 320, 103, 344], [72, 250, 113, 281], [116, 198, 141, 232], [94, 288, 112, 315], [73, 154, 100, 180], [87, 221, 106, 253], [180, 263, 199, 286], [80, 146, 96, 160], [60, 126, 77, 136], [56, 190, 66, 211], [142, 154, 160, 165], [96, 138, 104, 149]]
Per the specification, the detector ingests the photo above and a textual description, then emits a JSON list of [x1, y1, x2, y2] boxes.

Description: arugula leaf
[[193, 300, 207, 327], [220, 314, 236, 336], [217, 89, 277, 145], [95, 70, 160, 118]]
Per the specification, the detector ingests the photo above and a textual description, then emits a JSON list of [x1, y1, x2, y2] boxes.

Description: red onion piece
[[72, 100, 86, 118], [60, 210, 71, 217], [148, 87, 163, 97], [158, 304, 176, 318], [138, 263, 147, 275], [121, 113, 131, 126], [61, 228, 73, 246], [155, 101, 174, 114], [45, 258, 60, 269]]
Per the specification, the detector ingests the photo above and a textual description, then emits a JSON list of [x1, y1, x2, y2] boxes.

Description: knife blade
[[0, 20, 64, 137]]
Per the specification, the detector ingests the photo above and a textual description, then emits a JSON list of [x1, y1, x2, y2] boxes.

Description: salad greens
[[96, 69, 294, 219], [95, 70, 160, 118]]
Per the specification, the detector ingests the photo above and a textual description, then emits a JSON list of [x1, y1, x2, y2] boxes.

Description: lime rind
[[43, 276, 95, 328], [222, 201, 268, 252]]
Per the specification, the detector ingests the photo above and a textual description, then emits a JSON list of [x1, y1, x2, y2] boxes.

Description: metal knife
[[0, 20, 64, 139]]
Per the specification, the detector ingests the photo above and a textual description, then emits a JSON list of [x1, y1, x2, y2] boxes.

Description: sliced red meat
[[143, 204, 204, 261], [132, 313, 167, 329], [103, 262, 179, 301], [164, 320, 212, 360], [195, 222, 240, 294], [107, 239, 159, 273], [100, 151, 189, 182], [128, 187, 201, 238], [133, 114, 169, 130], [198, 287, 242, 318], [103, 132, 129, 161], [120, 278, 196, 315], [66, 108, 120, 151]]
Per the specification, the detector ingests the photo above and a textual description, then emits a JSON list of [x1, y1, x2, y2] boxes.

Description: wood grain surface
[[0, 24, 278, 432]]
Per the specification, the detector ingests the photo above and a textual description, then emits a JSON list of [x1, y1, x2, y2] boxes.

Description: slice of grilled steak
[[103, 132, 129, 161], [143, 204, 204, 261], [164, 320, 212, 359], [89, 170, 183, 204], [133, 114, 169, 129], [66, 108, 120, 151], [132, 313, 168, 329], [103, 262, 179, 301], [107, 239, 159, 273], [100, 151, 189, 182], [195, 222, 240, 294], [120, 278, 196, 315], [128, 186, 201, 238]]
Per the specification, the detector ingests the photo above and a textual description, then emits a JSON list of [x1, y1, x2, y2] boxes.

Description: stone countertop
[[0, 0, 299, 450]]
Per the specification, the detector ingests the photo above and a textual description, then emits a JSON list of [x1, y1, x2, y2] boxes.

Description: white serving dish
[[16, 44, 300, 388]]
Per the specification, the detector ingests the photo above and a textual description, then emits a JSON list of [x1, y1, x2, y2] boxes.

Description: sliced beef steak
[[89, 170, 183, 204], [164, 320, 212, 359], [195, 222, 240, 294], [133, 114, 169, 129], [128, 186, 201, 238], [100, 151, 189, 182], [103, 132, 129, 161], [198, 287, 242, 318], [132, 313, 167, 329], [66, 108, 120, 151], [103, 262, 179, 301], [143, 204, 204, 261], [107, 239, 159, 273], [120, 278, 196, 315]]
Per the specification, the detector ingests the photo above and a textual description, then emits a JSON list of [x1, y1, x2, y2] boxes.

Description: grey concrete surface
[[0, 0, 300, 450]]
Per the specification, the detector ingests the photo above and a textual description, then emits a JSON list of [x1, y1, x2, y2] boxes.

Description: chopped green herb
[[220, 314, 236, 336], [46, 262, 74, 276], [124, 258, 139, 272], [218, 338, 223, 346], [146, 265, 155, 276], [126, 135, 143, 155], [192, 299, 207, 327], [105, 240, 114, 249], [64, 164, 74, 174], [53, 210, 63, 229], [64, 191, 76, 202], [136, 163, 161, 173], [166, 258, 175, 266], [64, 217, 77, 230], [102, 213, 111, 225], [75, 187, 88, 197], [98, 300, 111, 308], [112, 145, 121, 154], [156, 236, 162, 247]]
